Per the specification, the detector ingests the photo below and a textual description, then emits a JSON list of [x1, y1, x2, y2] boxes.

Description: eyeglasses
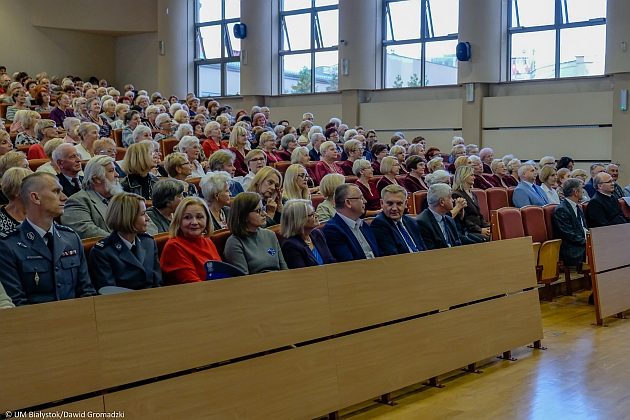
[[249, 157, 266, 162], [346, 196, 364, 200]]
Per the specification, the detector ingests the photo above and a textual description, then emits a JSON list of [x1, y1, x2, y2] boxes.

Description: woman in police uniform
[[89, 192, 162, 290]]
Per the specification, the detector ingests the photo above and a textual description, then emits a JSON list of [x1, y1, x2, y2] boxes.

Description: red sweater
[[27, 143, 46, 160], [160, 235, 222, 285]]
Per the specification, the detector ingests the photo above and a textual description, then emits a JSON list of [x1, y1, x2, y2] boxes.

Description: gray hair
[[175, 123, 193, 140], [427, 183, 452, 207], [290, 147, 309, 164], [152, 178, 186, 209], [200, 171, 231, 202], [281, 133, 296, 150], [425, 169, 451, 186], [132, 125, 152, 142], [155, 113, 172, 128], [308, 126, 323, 140], [518, 164, 534, 178], [178, 135, 200, 152], [63, 117, 81, 132], [82, 155, 115, 189], [280, 199, 314, 238], [538, 156, 556, 169], [352, 158, 371, 177], [274, 125, 286, 137], [52, 143, 77, 163], [310, 132, 325, 146], [562, 178, 582, 198]]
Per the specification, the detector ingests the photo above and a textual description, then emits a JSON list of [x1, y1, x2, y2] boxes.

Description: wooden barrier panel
[[42, 397, 105, 414], [589, 224, 629, 272]]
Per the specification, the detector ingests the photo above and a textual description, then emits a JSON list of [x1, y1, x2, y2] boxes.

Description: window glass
[[225, 22, 241, 57], [224, 0, 240, 19], [559, 26, 606, 77], [226, 62, 241, 95], [384, 44, 422, 89], [283, 13, 312, 51], [315, 0, 337, 6], [314, 51, 338, 92], [428, 0, 459, 37], [510, 30, 556, 80], [198, 64, 221, 97], [282, 0, 311, 11], [198, 25, 222, 59], [563, 0, 606, 23], [424, 40, 458, 86], [197, 0, 222, 23], [283, 53, 312, 94], [510, 0, 554, 28], [318, 9, 338, 48], [387, 0, 421, 41]]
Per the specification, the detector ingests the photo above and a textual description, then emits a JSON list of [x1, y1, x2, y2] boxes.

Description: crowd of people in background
[[0, 66, 627, 308]]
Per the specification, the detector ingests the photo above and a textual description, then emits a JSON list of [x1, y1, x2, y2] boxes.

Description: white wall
[[116, 33, 159, 93]]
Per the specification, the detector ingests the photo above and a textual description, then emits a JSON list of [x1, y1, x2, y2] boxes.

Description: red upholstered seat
[[273, 161, 292, 176], [521, 205, 549, 243], [344, 175, 358, 183], [486, 187, 509, 212], [160, 138, 178, 157], [507, 187, 515, 206], [115, 147, 127, 161], [619, 199, 630, 220], [112, 129, 123, 147], [413, 191, 428, 215], [311, 194, 325, 210], [471, 188, 489, 222], [28, 158, 49, 172], [495, 207, 524, 240], [154, 232, 170, 258], [542, 204, 557, 239], [210, 228, 231, 260]]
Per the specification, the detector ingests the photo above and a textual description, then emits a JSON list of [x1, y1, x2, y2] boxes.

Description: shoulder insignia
[[95, 240, 105, 248], [55, 224, 75, 233], [138, 232, 152, 239]]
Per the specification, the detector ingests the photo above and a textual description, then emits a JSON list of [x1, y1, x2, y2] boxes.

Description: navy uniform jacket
[[0, 221, 96, 306], [370, 212, 427, 256], [89, 232, 162, 291]]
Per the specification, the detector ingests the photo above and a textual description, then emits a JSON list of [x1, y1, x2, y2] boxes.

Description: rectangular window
[[280, 0, 339, 94], [383, 0, 459, 89], [195, 0, 241, 97], [508, 0, 606, 80]]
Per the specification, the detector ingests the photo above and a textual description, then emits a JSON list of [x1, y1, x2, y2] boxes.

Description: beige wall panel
[[483, 92, 613, 127], [0, 299, 100, 412], [327, 238, 536, 333], [482, 127, 612, 161], [374, 130, 462, 150], [269, 104, 343, 127], [334, 291, 543, 408], [115, 33, 159, 92], [104, 342, 339, 420], [360, 99, 463, 130], [94, 269, 332, 388]]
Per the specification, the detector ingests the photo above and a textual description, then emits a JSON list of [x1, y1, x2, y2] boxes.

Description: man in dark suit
[[416, 183, 470, 250], [605, 163, 624, 200], [553, 179, 589, 266], [583, 163, 605, 198], [586, 172, 629, 228], [371, 184, 426, 256], [322, 183, 381, 262], [53, 143, 83, 198], [309, 132, 324, 162]]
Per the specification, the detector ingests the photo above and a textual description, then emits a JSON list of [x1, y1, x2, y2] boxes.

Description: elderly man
[[583, 163, 605, 198], [62, 117, 81, 145], [309, 132, 325, 161], [479, 147, 494, 173], [0, 173, 96, 306], [371, 184, 426, 256], [416, 183, 469, 249], [322, 183, 381, 262], [605, 163, 624, 200], [512, 164, 548, 207], [553, 179, 589, 267], [586, 172, 629, 228], [54, 143, 83, 198]]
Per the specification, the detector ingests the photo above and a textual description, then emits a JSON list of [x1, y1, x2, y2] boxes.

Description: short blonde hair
[[454, 155, 470, 170], [490, 158, 505, 174], [343, 139, 362, 155], [247, 166, 282, 194], [427, 156, 444, 173], [0, 151, 27, 177], [571, 168, 588, 182], [173, 109, 189, 124], [319, 140, 335, 155], [290, 146, 309, 164], [319, 173, 345, 198], [93, 138, 117, 155], [14, 110, 40, 130], [280, 199, 314, 238], [34, 119, 56, 141], [245, 149, 266, 165], [203, 121, 220, 137], [539, 166, 557, 184], [106, 192, 146, 233], [283, 164, 309, 200], [352, 158, 371, 177], [163, 152, 189, 177], [1, 167, 33, 200], [122, 141, 153, 175], [379, 156, 398, 175], [169, 196, 212, 238], [228, 126, 248, 148]]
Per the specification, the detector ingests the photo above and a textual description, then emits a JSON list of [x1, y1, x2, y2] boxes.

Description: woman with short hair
[[224, 192, 287, 275], [539, 166, 560, 204], [370, 143, 388, 175], [178, 135, 206, 178], [313, 140, 343, 185], [489, 159, 511, 188], [14, 110, 41, 146], [100, 99, 117, 125], [277, 133, 297, 161], [85, 97, 111, 139], [247, 166, 283, 226], [201, 171, 232, 231], [120, 141, 159, 200], [228, 126, 250, 177], [389, 145, 408, 175], [315, 173, 345, 223], [0, 167, 32, 234], [50, 93, 75, 127], [5, 88, 28, 122], [401, 155, 428, 193], [122, 110, 143, 147], [0, 130, 14, 158], [376, 156, 401, 193], [89, 192, 162, 290], [28, 119, 57, 160], [34, 90, 52, 113], [160, 197, 222, 284], [146, 178, 186, 233], [109, 104, 129, 130], [353, 159, 380, 212], [201, 121, 225, 157], [259, 131, 280, 164], [507, 158, 521, 186], [338, 139, 364, 176], [75, 122, 99, 160], [236, 149, 267, 191], [281, 199, 335, 269]]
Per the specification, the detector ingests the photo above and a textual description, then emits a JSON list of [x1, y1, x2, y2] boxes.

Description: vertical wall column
[[240, 0, 274, 97], [157, 0, 191, 98]]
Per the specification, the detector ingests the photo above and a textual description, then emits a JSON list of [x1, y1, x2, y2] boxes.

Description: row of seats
[[410, 186, 515, 217]]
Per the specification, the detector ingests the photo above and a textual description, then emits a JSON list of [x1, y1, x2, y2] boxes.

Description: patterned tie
[[397, 221, 418, 252], [72, 178, 81, 191]]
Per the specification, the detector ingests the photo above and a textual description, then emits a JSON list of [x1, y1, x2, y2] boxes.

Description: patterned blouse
[[0, 206, 20, 235]]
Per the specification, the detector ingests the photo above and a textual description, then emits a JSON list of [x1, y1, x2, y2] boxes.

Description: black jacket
[[370, 212, 427, 256], [552, 199, 587, 266]]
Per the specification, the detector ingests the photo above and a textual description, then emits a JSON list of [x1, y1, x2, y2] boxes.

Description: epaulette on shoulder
[[0, 228, 18, 239], [138, 232, 152, 239], [55, 224, 75, 233]]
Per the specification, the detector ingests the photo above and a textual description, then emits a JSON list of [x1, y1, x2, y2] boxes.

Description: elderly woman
[[160, 197, 222, 284], [449, 144, 467, 165], [0, 167, 32, 234], [173, 109, 190, 126], [208, 149, 244, 197], [34, 138, 64, 175], [313, 140, 343, 185], [94, 137, 125, 177], [468, 155, 494, 190], [163, 152, 198, 196], [227, 126, 250, 177], [174, 123, 193, 141], [376, 156, 401, 193], [539, 166, 560, 204], [277, 133, 298, 161], [425, 147, 442, 161], [50, 93, 75, 127], [73, 97, 89, 121], [281, 199, 335, 269], [121, 110, 143, 147], [425, 169, 451, 187], [85, 97, 111, 138], [315, 173, 345, 223], [14, 110, 41, 146], [121, 141, 159, 200], [452, 166, 490, 242], [507, 158, 521, 185], [6, 88, 28, 122], [178, 135, 206, 178], [370, 143, 388, 175], [283, 164, 310, 201], [89, 192, 162, 290], [259, 131, 280, 164], [426, 156, 445, 174], [389, 145, 408, 174], [74, 122, 99, 160], [247, 166, 283, 227], [235, 149, 267, 190], [224, 192, 287, 275], [99, 99, 117, 125], [337, 139, 364, 177], [109, 103, 129, 130], [215, 114, 231, 139], [353, 158, 381, 213], [201, 121, 225, 157], [401, 155, 428, 193], [143, 105, 160, 130], [201, 171, 232, 231], [28, 119, 57, 159], [146, 178, 186, 233], [489, 159, 512, 188], [0, 130, 14, 158]]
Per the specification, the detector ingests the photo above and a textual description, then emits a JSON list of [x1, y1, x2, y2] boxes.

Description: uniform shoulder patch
[[55, 224, 75, 233], [95, 240, 105, 248]]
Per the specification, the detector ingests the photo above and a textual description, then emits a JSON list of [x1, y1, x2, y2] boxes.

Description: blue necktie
[[397, 221, 418, 253], [532, 184, 548, 204]]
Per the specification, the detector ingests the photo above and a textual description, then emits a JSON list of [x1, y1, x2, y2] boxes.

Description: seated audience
[[50, 93, 75, 127], [236, 149, 267, 190], [0, 129, 14, 158], [178, 135, 206, 178], [85, 97, 111, 138], [479, 147, 494, 173], [160, 197, 222, 284], [34, 138, 64, 174], [120, 141, 159, 200], [89, 192, 162, 290], [315, 173, 345, 223], [376, 156, 401, 193], [353, 159, 381, 213], [553, 179, 589, 267], [322, 184, 381, 262], [586, 172, 629, 228], [557, 156, 575, 171], [426, 156, 445, 173], [401, 155, 429, 193], [163, 152, 198, 196], [146, 178, 186, 233], [338, 139, 364, 176], [489, 159, 515, 188], [370, 144, 388, 175], [208, 149, 244, 197], [153, 113, 174, 142], [259, 131, 280, 165], [224, 192, 287, 274], [228, 126, 250, 177], [54, 143, 83, 198], [28, 119, 57, 159], [389, 145, 408, 175], [583, 163, 605, 198], [0, 167, 32, 234], [62, 117, 81, 145], [0, 173, 96, 305], [121, 110, 143, 147], [539, 166, 560, 204], [283, 164, 310, 201], [452, 166, 490, 242], [14, 110, 41, 146], [512, 164, 548, 207], [201, 121, 225, 156], [371, 184, 426, 256], [201, 171, 232, 231], [469, 155, 493, 189], [6, 87, 28, 121], [314, 140, 344, 184], [75, 122, 99, 160], [417, 183, 471, 249], [309, 132, 325, 162], [247, 166, 283, 226], [93, 137, 125, 177], [605, 163, 624, 200], [280, 199, 335, 269], [506, 158, 521, 185], [277, 133, 298, 161]]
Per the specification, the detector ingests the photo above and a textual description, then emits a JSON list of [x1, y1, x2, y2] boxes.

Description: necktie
[[72, 178, 81, 190], [44, 232, 54, 256], [576, 206, 587, 230], [532, 184, 547, 204], [397, 221, 418, 253]]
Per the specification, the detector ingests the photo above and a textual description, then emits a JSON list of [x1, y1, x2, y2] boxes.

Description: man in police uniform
[[0, 172, 96, 306]]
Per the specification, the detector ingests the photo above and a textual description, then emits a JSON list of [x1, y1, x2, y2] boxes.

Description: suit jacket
[[370, 213, 427, 256], [583, 178, 596, 198], [281, 229, 336, 269], [57, 173, 83, 198], [552, 199, 587, 266], [416, 209, 470, 250], [308, 148, 321, 161], [89, 232, 162, 290], [452, 189, 489, 234], [61, 189, 110, 239], [322, 213, 381, 262], [586, 192, 628, 228], [0, 221, 95, 306], [512, 181, 548, 207]]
